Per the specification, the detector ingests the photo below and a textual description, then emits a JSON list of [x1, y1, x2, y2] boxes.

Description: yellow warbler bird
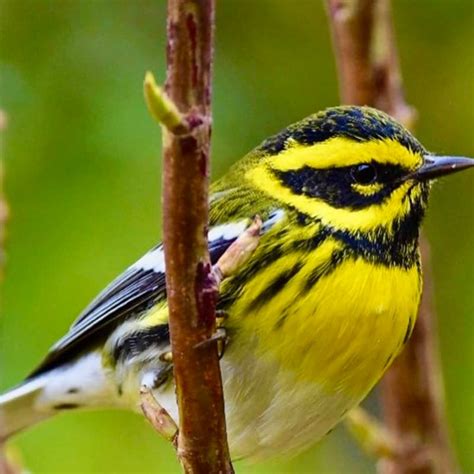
[[0, 106, 472, 461]]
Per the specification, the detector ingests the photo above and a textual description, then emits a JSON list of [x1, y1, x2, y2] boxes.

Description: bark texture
[[161, 1, 233, 473]]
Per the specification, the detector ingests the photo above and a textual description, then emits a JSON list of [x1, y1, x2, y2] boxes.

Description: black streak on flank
[[383, 354, 393, 370], [303, 250, 346, 294], [252, 263, 304, 311], [290, 228, 329, 252], [53, 403, 80, 410], [325, 428, 335, 437], [67, 387, 79, 394], [273, 311, 289, 331], [113, 325, 170, 363], [217, 244, 287, 312], [403, 316, 414, 345]]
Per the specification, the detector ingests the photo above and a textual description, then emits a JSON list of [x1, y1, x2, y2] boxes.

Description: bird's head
[[245, 106, 473, 237]]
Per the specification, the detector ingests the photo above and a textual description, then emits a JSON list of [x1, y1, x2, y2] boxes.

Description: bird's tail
[[0, 377, 53, 441]]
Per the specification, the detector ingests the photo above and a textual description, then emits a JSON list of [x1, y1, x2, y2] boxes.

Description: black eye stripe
[[351, 162, 406, 183], [273, 163, 407, 210]]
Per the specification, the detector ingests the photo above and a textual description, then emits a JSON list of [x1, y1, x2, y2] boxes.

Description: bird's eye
[[351, 164, 377, 185]]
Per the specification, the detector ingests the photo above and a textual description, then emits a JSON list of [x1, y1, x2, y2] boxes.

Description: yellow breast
[[228, 243, 421, 401]]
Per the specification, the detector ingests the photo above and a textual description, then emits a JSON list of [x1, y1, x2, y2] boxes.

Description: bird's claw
[[194, 327, 229, 359], [160, 312, 229, 362]]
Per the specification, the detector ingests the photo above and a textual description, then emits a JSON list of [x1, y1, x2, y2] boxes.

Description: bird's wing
[[28, 212, 284, 378]]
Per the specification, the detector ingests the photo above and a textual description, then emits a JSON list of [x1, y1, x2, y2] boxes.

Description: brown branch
[[369, 0, 416, 129], [326, 0, 376, 105], [154, 1, 233, 472], [326, 1, 457, 473], [326, 0, 416, 126]]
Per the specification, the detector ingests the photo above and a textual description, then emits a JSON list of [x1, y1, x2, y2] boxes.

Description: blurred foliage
[[0, 0, 472, 473]]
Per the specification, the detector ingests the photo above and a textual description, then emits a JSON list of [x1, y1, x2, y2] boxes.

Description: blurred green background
[[0, 1, 472, 473]]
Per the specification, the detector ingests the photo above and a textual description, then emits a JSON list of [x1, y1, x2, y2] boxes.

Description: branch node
[[140, 385, 178, 444]]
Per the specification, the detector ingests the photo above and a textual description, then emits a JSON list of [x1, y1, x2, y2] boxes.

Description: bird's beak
[[411, 155, 474, 181]]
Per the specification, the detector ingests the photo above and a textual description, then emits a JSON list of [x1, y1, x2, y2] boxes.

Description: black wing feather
[[27, 231, 241, 378], [28, 212, 284, 378]]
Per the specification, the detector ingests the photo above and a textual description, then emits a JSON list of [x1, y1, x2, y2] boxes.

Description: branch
[[326, 0, 414, 127], [326, 1, 457, 473], [326, 0, 375, 106], [369, 0, 416, 128], [147, 1, 233, 472]]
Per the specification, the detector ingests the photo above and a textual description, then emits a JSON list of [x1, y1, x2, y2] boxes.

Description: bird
[[0, 106, 472, 461]]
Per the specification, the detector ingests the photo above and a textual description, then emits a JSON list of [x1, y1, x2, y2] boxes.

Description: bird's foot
[[195, 327, 228, 359]]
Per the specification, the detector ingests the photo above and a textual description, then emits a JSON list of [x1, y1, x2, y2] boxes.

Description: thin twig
[[326, 1, 457, 473]]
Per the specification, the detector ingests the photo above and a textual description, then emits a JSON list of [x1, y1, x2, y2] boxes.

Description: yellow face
[[247, 136, 429, 233], [215, 106, 472, 237]]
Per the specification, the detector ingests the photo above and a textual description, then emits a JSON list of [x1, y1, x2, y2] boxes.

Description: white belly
[[32, 345, 356, 461], [153, 342, 355, 461]]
